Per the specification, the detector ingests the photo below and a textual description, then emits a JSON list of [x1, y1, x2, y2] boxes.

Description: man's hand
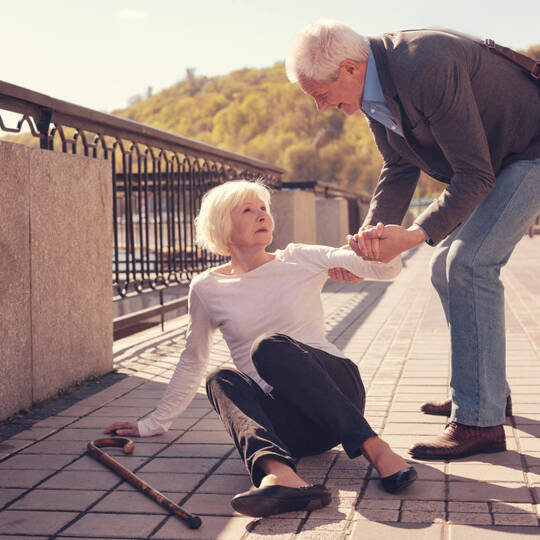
[[105, 421, 141, 437], [348, 222, 385, 259], [328, 267, 364, 284], [360, 224, 427, 263]]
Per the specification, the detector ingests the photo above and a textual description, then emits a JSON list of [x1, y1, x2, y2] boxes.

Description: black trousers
[[205, 333, 377, 486]]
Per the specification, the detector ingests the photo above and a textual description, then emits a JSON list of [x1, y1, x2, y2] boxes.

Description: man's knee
[[446, 242, 475, 287], [429, 248, 448, 292]]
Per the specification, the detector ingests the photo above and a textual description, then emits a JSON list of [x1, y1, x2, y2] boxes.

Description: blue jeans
[[430, 158, 540, 426]]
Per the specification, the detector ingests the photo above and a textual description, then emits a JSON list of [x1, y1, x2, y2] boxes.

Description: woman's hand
[[104, 421, 141, 437], [328, 267, 364, 284]]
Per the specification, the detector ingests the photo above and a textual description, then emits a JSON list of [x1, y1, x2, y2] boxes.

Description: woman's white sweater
[[138, 244, 401, 436]]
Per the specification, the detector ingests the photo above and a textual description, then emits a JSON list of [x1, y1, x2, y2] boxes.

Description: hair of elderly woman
[[286, 19, 369, 83], [195, 179, 273, 256]]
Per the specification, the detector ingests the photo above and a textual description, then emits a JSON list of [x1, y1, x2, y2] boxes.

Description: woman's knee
[[250, 333, 293, 372], [205, 368, 244, 394]]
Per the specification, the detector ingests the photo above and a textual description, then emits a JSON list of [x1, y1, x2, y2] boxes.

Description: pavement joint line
[[145, 446, 238, 539], [1, 366, 208, 536], [49, 475, 128, 538], [505, 273, 540, 361], [346, 277, 428, 534], [508, 405, 540, 526], [289, 451, 341, 539], [0, 452, 90, 513], [0, 377, 151, 461]]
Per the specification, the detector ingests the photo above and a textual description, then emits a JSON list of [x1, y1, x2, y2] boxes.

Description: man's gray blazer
[[363, 29, 540, 245]]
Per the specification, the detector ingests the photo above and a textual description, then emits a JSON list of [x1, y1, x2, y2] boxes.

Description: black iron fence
[[0, 81, 284, 335]]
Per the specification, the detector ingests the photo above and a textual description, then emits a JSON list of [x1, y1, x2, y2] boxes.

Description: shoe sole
[[409, 441, 506, 460], [231, 493, 331, 517]]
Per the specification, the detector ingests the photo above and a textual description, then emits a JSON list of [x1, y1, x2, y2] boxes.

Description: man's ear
[[339, 59, 365, 81], [339, 59, 359, 75]]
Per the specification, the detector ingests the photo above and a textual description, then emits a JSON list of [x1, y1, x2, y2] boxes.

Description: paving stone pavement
[[0, 240, 539, 539]]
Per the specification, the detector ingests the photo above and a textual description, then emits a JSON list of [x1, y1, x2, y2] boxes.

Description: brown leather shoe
[[420, 395, 512, 417], [409, 422, 506, 460]]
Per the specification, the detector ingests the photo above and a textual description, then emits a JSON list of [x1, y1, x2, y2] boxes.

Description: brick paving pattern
[[0, 240, 539, 539]]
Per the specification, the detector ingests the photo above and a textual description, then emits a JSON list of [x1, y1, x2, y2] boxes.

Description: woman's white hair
[[195, 179, 273, 256], [286, 19, 369, 83]]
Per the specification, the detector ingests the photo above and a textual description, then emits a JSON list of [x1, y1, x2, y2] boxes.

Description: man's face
[[299, 60, 367, 116]]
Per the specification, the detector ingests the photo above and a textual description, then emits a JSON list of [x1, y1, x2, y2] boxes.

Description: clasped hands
[[328, 223, 426, 283]]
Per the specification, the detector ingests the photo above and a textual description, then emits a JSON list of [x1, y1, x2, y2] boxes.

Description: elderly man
[[286, 20, 540, 459]]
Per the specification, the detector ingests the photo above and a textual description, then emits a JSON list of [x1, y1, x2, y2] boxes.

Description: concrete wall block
[[0, 142, 32, 418], [316, 197, 349, 248], [269, 189, 316, 251], [30, 148, 113, 402]]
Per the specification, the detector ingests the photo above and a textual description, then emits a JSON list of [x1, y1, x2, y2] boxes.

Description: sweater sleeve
[[137, 284, 217, 437], [285, 244, 402, 280]]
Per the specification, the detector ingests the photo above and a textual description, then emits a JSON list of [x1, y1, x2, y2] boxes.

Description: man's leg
[[447, 159, 540, 426], [423, 232, 511, 416], [411, 158, 540, 457]]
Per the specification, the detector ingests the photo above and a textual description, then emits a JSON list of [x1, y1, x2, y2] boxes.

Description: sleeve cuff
[[137, 416, 169, 437], [414, 223, 434, 246]]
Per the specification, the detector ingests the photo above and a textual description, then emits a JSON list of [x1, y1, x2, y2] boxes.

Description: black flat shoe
[[231, 484, 331, 517], [380, 466, 417, 493]]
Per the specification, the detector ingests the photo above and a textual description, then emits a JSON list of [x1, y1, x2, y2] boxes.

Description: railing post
[[36, 107, 52, 150]]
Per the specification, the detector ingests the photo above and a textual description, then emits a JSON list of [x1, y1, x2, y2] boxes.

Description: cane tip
[[188, 515, 202, 529]]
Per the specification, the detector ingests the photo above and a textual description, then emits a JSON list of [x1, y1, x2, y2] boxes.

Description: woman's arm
[[105, 285, 216, 437], [288, 243, 402, 281]]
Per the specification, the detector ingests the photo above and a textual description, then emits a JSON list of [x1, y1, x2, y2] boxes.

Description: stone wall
[[269, 189, 353, 251], [0, 141, 113, 419], [268, 189, 316, 251], [316, 197, 349, 247]]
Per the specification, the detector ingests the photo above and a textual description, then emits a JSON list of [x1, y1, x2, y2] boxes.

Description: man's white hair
[[286, 19, 369, 83], [195, 179, 273, 257]]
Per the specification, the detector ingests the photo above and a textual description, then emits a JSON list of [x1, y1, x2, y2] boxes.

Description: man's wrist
[[406, 224, 427, 248]]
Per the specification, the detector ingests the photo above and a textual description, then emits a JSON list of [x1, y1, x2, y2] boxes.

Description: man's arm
[[410, 54, 496, 245], [363, 118, 421, 228]]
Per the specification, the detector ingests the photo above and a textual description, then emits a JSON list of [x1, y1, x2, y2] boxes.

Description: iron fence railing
[[0, 81, 284, 315]]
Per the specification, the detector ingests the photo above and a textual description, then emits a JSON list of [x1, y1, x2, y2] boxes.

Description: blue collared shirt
[[361, 48, 403, 136]]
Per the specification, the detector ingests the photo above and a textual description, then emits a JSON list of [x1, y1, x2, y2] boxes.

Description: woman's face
[[228, 194, 274, 251]]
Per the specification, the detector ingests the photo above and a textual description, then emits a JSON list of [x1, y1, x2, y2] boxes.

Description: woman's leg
[[251, 333, 376, 458], [251, 334, 411, 479], [206, 367, 333, 517], [206, 367, 312, 487]]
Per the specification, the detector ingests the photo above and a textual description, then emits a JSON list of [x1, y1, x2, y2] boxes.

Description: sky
[[2, 0, 539, 116]]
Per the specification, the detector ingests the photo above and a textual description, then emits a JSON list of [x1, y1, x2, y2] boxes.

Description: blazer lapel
[[367, 37, 441, 176]]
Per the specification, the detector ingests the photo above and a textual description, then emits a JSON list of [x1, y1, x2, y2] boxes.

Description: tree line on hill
[[3, 44, 538, 199]]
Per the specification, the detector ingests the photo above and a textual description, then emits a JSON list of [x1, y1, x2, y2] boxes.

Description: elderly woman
[[105, 180, 417, 517]]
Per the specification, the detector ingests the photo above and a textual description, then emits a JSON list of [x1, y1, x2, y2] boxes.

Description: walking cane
[[87, 437, 202, 529]]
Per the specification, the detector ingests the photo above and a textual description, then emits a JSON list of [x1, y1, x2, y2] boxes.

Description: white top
[[138, 243, 401, 436]]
